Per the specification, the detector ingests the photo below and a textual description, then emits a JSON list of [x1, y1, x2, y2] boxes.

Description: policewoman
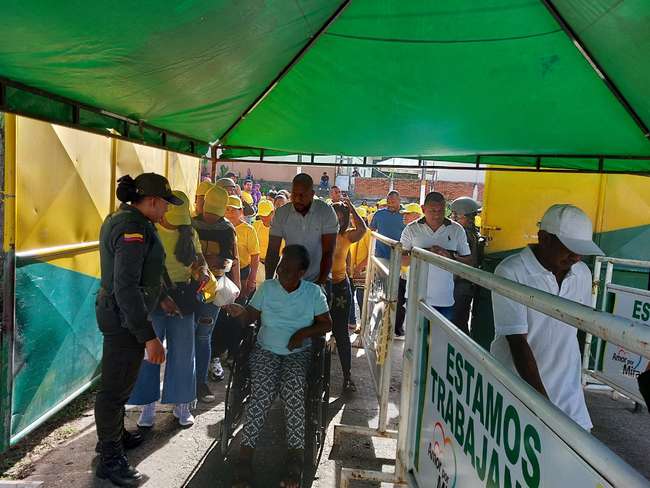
[[94, 173, 182, 486]]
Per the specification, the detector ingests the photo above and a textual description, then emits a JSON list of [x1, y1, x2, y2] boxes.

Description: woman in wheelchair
[[225, 244, 332, 488]]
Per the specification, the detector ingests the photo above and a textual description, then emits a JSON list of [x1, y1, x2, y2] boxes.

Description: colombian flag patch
[[123, 233, 144, 243]]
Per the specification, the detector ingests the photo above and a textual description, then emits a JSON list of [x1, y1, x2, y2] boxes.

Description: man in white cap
[[491, 204, 603, 430]]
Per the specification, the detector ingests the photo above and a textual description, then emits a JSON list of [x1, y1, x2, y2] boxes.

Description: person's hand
[[430, 246, 452, 259], [242, 279, 256, 298], [145, 338, 166, 364], [205, 255, 226, 270], [225, 303, 246, 317], [342, 195, 353, 208], [288, 330, 306, 351], [160, 296, 182, 317], [199, 270, 211, 285]]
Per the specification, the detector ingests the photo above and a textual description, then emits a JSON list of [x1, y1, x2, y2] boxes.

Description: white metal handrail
[[411, 247, 650, 360], [416, 299, 650, 488]]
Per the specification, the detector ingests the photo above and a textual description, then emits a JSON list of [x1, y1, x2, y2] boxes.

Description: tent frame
[[540, 0, 650, 140], [0, 77, 208, 158]]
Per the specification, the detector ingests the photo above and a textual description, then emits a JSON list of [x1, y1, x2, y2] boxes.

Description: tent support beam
[[541, 0, 650, 139], [217, 0, 352, 144], [219, 157, 650, 175], [0, 77, 208, 157]]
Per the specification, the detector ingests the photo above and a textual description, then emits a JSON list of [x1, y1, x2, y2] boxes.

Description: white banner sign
[[412, 318, 613, 488], [598, 286, 650, 403]]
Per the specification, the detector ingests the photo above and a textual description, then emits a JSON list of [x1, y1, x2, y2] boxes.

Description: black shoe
[[122, 429, 144, 449], [343, 377, 357, 393], [96, 429, 144, 453], [637, 370, 650, 410], [96, 441, 143, 487], [197, 382, 216, 403]]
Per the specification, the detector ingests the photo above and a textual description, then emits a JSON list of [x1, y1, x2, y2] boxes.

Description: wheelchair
[[219, 325, 332, 480]]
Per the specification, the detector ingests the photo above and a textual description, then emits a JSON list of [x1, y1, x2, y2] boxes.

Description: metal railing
[[399, 247, 650, 488], [338, 242, 650, 487]]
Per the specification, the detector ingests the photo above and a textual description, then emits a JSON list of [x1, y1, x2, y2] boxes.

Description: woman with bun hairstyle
[[94, 173, 182, 486]]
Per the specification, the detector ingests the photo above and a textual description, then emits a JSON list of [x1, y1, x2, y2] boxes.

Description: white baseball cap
[[540, 204, 604, 256]]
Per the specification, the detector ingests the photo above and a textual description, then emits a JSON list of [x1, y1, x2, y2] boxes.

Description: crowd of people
[[93, 168, 605, 487]]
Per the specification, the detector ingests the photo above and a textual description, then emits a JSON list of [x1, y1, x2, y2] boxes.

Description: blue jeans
[[128, 310, 196, 405], [435, 306, 454, 321], [195, 301, 221, 384]]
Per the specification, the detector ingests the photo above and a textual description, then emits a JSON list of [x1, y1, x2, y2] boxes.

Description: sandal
[[232, 460, 253, 488], [279, 449, 303, 488]]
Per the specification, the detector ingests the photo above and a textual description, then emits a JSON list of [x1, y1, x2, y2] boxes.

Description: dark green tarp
[[1, 0, 650, 168]]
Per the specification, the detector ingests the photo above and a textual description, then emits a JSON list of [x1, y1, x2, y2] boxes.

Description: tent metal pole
[[218, 157, 650, 175], [217, 0, 352, 144], [541, 0, 650, 139]]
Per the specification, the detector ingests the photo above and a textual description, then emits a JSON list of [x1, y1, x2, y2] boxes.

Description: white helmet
[[450, 197, 481, 216]]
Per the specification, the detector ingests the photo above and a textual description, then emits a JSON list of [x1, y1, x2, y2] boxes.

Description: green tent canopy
[[1, 0, 650, 170]]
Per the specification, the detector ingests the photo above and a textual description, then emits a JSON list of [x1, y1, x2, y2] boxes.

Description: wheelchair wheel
[[220, 324, 256, 455], [304, 340, 331, 473]]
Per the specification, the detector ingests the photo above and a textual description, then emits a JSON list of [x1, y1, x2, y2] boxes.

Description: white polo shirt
[[400, 217, 470, 307], [490, 246, 592, 430], [270, 198, 339, 282]]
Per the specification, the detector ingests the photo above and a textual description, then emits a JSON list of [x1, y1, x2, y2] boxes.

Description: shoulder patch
[[124, 232, 144, 243]]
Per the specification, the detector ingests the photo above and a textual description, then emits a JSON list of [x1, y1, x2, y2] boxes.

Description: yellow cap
[[240, 191, 254, 205], [165, 190, 192, 226], [378, 198, 387, 206], [257, 199, 274, 217], [204, 185, 228, 217], [402, 203, 423, 215], [356, 207, 368, 218], [227, 195, 243, 209], [196, 180, 214, 197]]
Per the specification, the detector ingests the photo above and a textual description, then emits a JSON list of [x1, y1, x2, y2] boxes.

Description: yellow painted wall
[[14, 116, 200, 277], [482, 170, 650, 254]]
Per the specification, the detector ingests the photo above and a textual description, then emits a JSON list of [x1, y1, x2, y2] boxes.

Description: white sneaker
[[173, 403, 195, 427], [209, 357, 224, 381], [137, 402, 156, 427]]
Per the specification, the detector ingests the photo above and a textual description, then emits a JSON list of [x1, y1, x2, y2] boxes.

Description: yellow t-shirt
[[155, 225, 201, 283], [253, 219, 270, 260], [350, 230, 371, 271], [235, 221, 260, 269], [332, 233, 353, 284]]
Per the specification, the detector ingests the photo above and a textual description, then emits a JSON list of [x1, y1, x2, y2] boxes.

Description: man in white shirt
[[491, 204, 604, 430], [266, 173, 339, 285], [401, 192, 471, 320]]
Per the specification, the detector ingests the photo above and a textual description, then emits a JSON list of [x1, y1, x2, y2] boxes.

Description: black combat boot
[[96, 428, 144, 453], [96, 440, 143, 487]]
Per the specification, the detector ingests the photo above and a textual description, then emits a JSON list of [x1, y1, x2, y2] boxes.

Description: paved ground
[[2, 339, 650, 487]]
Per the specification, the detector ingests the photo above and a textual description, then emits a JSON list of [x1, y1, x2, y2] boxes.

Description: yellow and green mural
[[1, 114, 200, 450]]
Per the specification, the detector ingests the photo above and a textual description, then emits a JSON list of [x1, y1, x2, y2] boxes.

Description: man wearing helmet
[[449, 197, 484, 334]]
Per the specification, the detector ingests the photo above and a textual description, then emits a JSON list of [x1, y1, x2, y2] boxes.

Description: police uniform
[[95, 203, 165, 441], [94, 173, 181, 486], [452, 224, 485, 333]]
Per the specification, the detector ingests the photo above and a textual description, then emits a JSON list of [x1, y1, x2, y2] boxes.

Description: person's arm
[[506, 334, 548, 398], [230, 239, 241, 290], [111, 222, 165, 363], [344, 196, 368, 243], [288, 312, 333, 350], [265, 235, 283, 279], [225, 303, 261, 325], [400, 226, 412, 267], [317, 233, 337, 284], [317, 205, 340, 284], [369, 213, 378, 231], [246, 253, 260, 297], [112, 222, 157, 343]]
